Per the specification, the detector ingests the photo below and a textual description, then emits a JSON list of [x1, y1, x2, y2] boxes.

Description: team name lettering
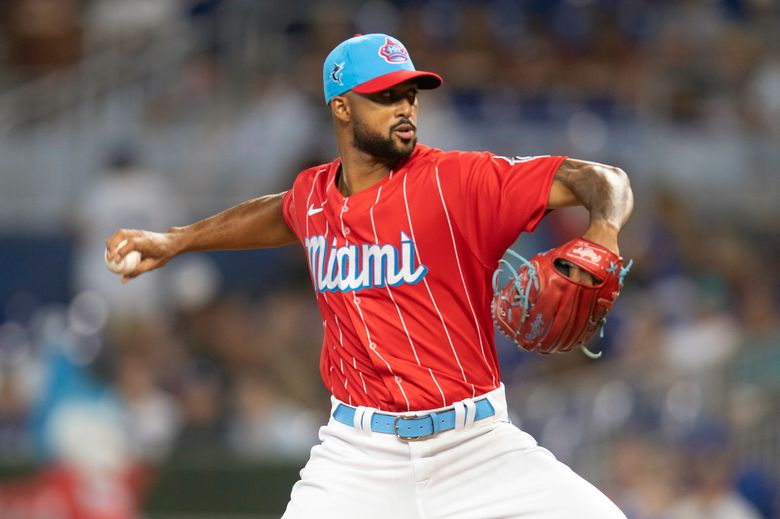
[[304, 232, 428, 293]]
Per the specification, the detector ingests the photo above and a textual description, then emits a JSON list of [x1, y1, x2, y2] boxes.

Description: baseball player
[[106, 34, 633, 518]]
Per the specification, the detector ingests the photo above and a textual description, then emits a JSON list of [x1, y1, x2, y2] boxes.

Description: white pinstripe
[[333, 308, 367, 401], [288, 188, 296, 232], [428, 368, 447, 406], [341, 194, 410, 412], [309, 170, 371, 403], [355, 290, 409, 410], [435, 167, 497, 388], [304, 168, 327, 237], [339, 198, 349, 235], [370, 186, 418, 365], [370, 184, 446, 406], [304, 168, 328, 292], [334, 314, 343, 349], [402, 175, 468, 390], [326, 169, 336, 191]]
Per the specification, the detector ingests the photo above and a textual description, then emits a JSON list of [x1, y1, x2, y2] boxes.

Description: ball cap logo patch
[[378, 37, 409, 64], [330, 62, 345, 85]]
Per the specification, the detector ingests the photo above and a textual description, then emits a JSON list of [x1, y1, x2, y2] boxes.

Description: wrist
[[166, 226, 189, 256], [582, 220, 620, 255]]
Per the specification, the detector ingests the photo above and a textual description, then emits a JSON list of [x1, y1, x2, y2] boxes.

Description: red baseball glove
[[492, 238, 631, 357]]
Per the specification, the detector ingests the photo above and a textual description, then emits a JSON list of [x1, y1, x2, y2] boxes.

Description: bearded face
[[344, 82, 420, 166], [352, 116, 417, 163]]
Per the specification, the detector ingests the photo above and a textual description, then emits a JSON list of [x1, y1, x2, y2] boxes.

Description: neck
[[336, 141, 408, 197]]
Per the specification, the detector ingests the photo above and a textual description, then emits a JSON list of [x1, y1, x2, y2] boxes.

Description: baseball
[[104, 239, 142, 275]]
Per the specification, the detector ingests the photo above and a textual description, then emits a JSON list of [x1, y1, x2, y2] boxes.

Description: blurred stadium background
[[0, 0, 778, 518]]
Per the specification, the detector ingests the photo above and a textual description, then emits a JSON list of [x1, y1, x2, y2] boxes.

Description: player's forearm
[[554, 159, 633, 253], [169, 193, 297, 254]]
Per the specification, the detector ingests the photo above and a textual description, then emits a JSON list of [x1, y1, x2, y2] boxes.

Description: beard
[[353, 118, 416, 165]]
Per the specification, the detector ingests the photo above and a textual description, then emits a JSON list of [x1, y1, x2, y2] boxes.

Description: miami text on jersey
[[304, 231, 428, 293]]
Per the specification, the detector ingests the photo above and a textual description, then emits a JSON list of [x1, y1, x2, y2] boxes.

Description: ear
[[330, 95, 351, 123]]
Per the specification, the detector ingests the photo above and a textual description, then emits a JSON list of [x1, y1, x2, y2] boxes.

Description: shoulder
[[411, 145, 491, 172], [289, 159, 336, 192], [293, 160, 335, 183], [434, 149, 499, 181]]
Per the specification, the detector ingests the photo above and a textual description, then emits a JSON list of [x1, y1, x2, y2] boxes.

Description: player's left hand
[[568, 219, 622, 286], [559, 261, 597, 286], [492, 237, 632, 355]]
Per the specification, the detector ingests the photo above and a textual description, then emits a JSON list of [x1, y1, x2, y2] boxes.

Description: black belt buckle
[[393, 414, 435, 442]]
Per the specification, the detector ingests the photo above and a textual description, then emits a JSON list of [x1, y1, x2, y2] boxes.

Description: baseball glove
[[492, 238, 632, 358]]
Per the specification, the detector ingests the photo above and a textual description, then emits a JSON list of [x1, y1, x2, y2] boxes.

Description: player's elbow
[[554, 159, 633, 221], [596, 164, 634, 223], [609, 165, 630, 191], [611, 164, 632, 198], [591, 163, 629, 189], [591, 163, 631, 197]]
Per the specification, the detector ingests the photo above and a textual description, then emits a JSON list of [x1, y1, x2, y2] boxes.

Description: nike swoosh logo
[[307, 204, 324, 216]]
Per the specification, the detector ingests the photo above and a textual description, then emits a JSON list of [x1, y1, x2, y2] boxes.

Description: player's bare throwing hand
[[106, 34, 632, 519]]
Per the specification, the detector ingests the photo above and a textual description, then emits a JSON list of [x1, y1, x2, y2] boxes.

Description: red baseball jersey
[[281, 145, 565, 412]]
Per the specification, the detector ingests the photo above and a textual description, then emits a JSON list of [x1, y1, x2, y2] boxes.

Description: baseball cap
[[323, 33, 443, 105]]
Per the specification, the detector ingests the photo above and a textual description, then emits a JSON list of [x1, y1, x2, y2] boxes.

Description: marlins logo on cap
[[322, 33, 442, 104], [330, 62, 345, 86]]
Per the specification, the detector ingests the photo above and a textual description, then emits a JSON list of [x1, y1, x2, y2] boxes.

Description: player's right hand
[[105, 229, 180, 283]]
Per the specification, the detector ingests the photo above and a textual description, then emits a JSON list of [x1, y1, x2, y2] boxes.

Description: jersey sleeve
[[281, 188, 302, 242], [437, 151, 566, 267]]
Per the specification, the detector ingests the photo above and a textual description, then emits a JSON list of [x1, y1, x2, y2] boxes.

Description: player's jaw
[[352, 117, 416, 164]]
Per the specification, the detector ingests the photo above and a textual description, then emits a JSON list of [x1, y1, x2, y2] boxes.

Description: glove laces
[[493, 249, 539, 326], [582, 258, 634, 359], [494, 249, 634, 360]]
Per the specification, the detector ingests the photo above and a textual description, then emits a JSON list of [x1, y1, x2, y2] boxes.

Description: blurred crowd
[[0, 0, 778, 518], [3, 0, 780, 133]]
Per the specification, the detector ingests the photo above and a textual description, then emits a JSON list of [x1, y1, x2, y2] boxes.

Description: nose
[[395, 97, 414, 118]]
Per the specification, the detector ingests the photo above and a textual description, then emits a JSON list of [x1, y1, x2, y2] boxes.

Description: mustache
[[391, 119, 416, 131]]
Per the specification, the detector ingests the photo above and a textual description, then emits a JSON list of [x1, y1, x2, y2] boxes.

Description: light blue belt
[[332, 399, 495, 441]]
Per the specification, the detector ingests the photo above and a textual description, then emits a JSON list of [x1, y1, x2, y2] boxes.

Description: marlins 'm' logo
[[330, 62, 345, 85], [378, 37, 408, 64]]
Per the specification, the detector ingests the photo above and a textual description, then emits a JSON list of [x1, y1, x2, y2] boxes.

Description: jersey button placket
[[340, 201, 350, 236]]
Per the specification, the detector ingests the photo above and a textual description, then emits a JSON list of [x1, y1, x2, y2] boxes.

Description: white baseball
[[104, 239, 142, 275]]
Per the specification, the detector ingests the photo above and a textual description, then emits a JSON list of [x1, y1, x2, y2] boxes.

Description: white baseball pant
[[282, 384, 625, 519]]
